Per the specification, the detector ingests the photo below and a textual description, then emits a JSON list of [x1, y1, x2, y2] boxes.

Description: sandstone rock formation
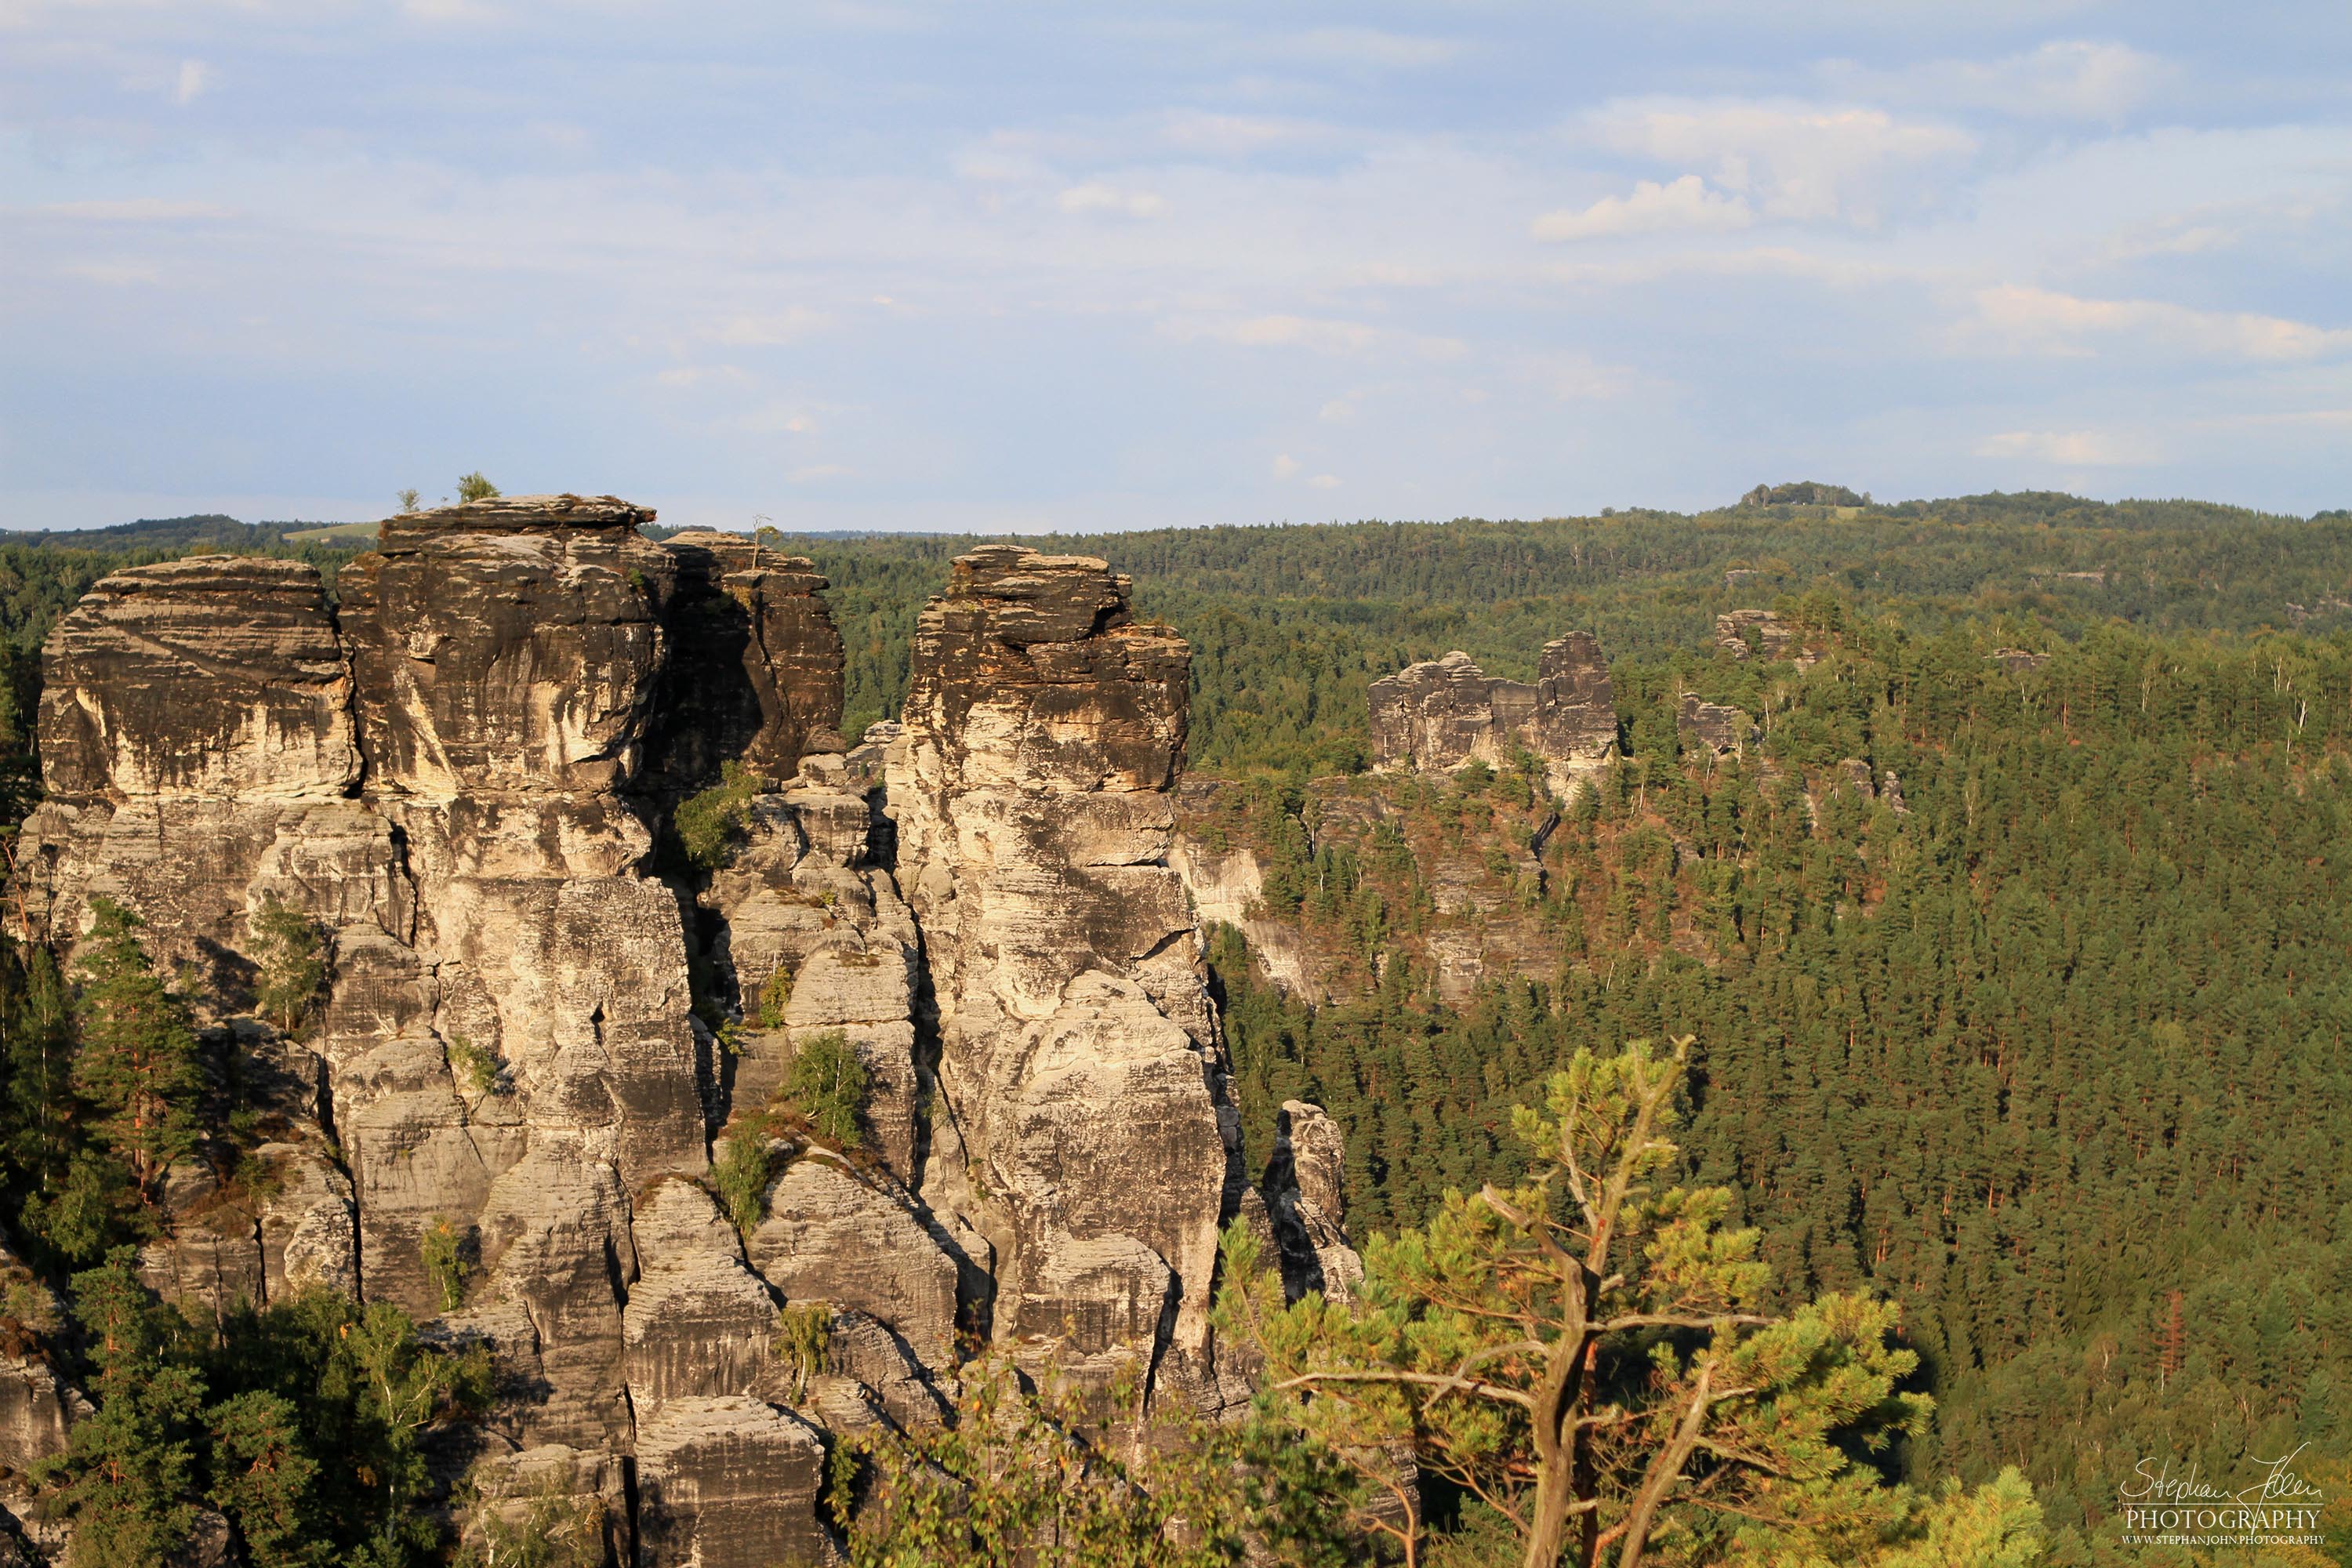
[[887, 545, 1240, 1400], [1261, 1102, 1363, 1306], [1368, 634, 1616, 797], [648, 530, 845, 795], [1715, 608, 1795, 662], [1678, 693, 1755, 756], [6, 510, 1260, 1562]]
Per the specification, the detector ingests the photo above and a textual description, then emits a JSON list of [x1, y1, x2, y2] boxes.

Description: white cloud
[[1976, 428, 2158, 466], [1589, 97, 1976, 225], [1962, 285, 2352, 362], [706, 308, 836, 346], [1526, 352, 1638, 401], [655, 365, 753, 390], [1308, 473, 1341, 488], [1272, 453, 1300, 478], [1058, 183, 1166, 218], [174, 59, 210, 104], [38, 199, 230, 221], [65, 260, 162, 286], [1533, 175, 1751, 241], [1164, 314, 1465, 361], [1821, 41, 2173, 122], [1158, 111, 1336, 158]]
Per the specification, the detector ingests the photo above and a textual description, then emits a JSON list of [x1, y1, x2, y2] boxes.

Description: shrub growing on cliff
[[454, 1472, 608, 1568], [71, 899, 201, 1207], [456, 472, 501, 503], [421, 1216, 475, 1312], [783, 1030, 868, 1151], [711, 1131, 774, 1233], [840, 1352, 1365, 1567], [756, 965, 793, 1029], [445, 1035, 497, 1094], [772, 1301, 831, 1402], [250, 895, 325, 1033], [673, 760, 762, 872]]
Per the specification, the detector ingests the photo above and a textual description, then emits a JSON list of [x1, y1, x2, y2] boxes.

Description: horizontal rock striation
[[7, 510, 1290, 1563], [1369, 634, 1616, 798], [888, 546, 1239, 1403]]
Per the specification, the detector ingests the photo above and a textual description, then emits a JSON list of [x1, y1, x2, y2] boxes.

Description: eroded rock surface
[[1262, 1102, 1363, 1307], [7, 513, 1261, 1560], [887, 546, 1238, 1400], [648, 531, 845, 794], [1369, 635, 1616, 797], [1678, 693, 1755, 756]]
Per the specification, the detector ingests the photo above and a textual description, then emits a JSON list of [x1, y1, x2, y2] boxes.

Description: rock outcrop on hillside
[[5, 507, 1277, 1564], [1369, 635, 1616, 797], [1261, 1102, 1362, 1307], [1678, 693, 1756, 755], [887, 545, 1241, 1403], [1715, 608, 1798, 662]]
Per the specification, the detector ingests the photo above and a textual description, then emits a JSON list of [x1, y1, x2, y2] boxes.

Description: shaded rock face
[[887, 546, 1238, 1399], [646, 531, 845, 795], [9, 520, 1259, 1560], [1262, 1103, 1363, 1307], [1369, 635, 1617, 797]]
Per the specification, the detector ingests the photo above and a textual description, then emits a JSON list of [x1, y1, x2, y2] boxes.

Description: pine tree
[[249, 895, 325, 1034], [34, 1250, 209, 1566], [71, 899, 202, 1205]]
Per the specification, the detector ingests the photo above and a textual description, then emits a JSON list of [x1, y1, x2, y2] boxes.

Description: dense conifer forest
[[0, 492, 2347, 1562]]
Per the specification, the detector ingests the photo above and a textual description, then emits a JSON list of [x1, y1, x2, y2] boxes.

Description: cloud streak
[[0, 3, 2344, 527]]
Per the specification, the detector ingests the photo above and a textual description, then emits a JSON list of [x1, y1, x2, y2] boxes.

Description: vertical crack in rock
[[885, 545, 1240, 1405], [644, 531, 845, 797], [5, 514, 1254, 1560]]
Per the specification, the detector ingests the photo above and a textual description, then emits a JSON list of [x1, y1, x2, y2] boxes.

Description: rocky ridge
[[2, 503, 1348, 1564], [1367, 633, 1616, 797]]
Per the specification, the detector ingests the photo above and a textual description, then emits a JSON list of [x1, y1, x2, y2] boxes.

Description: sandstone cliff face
[[8, 513, 1265, 1563], [887, 546, 1240, 1399], [1368, 635, 1616, 797]]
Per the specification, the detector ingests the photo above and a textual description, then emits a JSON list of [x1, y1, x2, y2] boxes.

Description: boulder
[[747, 1157, 958, 1372]]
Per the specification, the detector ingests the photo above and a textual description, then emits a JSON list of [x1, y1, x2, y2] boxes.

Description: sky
[[2, 2, 2349, 533]]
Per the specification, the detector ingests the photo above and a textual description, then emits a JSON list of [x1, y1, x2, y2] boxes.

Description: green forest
[[0, 492, 2347, 1563]]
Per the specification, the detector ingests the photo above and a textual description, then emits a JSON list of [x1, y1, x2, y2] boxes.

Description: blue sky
[[3, 2, 2348, 532]]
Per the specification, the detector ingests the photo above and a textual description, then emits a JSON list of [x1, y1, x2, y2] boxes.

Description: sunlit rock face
[[887, 545, 1240, 1400], [7, 517, 1272, 1560], [1370, 632, 1617, 797]]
